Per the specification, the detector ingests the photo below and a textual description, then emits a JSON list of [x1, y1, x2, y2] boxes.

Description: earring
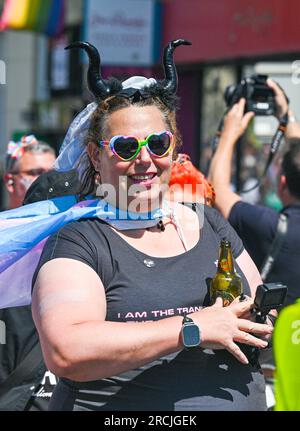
[[94, 172, 103, 197], [94, 172, 101, 186]]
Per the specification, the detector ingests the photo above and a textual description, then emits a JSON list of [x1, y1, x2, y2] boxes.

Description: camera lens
[[224, 85, 236, 107]]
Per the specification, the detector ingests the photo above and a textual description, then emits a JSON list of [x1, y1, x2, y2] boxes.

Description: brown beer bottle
[[210, 239, 243, 306]]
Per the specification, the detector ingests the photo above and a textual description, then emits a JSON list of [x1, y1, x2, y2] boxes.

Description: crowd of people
[[0, 38, 299, 411]]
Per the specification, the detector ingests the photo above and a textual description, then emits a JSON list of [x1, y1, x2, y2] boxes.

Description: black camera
[[251, 283, 287, 322], [224, 74, 276, 116], [239, 283, 287, 366]]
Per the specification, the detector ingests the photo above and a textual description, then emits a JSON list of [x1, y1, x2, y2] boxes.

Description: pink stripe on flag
[[0, 238, 47, 308]]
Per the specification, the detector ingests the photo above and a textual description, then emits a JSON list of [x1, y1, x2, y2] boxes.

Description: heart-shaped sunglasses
[[99, 131, 173, 162]]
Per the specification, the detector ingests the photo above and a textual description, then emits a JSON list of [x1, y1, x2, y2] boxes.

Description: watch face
[[182, 324, 200, 348]]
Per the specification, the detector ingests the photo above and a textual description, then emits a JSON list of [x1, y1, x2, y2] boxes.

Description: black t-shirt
[[0, 306, 57, 411], [229, 201, 300, 306], [33, 204, 266, 411]]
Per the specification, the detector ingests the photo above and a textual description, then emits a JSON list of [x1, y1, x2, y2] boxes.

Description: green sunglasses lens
[[113, 137, 139, 160], [147, 133, 171, 156]]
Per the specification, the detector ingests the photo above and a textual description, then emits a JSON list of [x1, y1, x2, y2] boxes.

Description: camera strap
[[260, 212, 288, 282], [211, 117, 225, 155], [263, 112, 289, 176]]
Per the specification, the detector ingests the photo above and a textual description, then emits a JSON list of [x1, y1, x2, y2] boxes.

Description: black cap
[[23, 169, 81, 205]]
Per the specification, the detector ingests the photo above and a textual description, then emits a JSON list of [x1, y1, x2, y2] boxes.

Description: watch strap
[[182, 313, 194, 324]]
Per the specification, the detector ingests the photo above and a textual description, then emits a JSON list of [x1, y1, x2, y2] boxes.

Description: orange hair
[[169, 154, 215, 206]]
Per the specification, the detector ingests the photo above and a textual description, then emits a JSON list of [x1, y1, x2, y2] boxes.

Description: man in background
[[208, 79, 300, 307], [208, 79, 300, 410], [3, 135, 55, 209]]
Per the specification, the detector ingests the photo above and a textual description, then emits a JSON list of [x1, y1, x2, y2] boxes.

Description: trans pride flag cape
[[0, 197, 169, 309]]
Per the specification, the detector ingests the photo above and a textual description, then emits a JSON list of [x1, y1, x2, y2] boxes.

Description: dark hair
[[287, 138, 300, 147], [80, 95, 182, 196], [281, 144, 300, 200]]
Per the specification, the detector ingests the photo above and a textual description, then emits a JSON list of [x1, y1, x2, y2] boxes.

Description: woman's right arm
[[32, 258, 272, 382]]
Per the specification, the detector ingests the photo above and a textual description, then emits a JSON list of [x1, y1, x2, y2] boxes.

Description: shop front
[[162, 0, 300, 202]]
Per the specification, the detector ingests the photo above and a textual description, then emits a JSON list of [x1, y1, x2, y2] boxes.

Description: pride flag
[[0, 0, 65, 37], [0, 195, 170, 308], [0, 196, 109, 308]]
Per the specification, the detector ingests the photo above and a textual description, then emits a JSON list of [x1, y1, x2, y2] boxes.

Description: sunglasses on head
[[99, 131, 174, 161]]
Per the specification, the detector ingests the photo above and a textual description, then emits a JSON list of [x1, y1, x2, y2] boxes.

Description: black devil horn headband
[[65, 39, 192, 100], [161, 39, 192, 93], [65, 41, 115, 99]]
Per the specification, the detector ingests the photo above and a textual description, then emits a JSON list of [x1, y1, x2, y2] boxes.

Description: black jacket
[[0, 306, 47, 411]]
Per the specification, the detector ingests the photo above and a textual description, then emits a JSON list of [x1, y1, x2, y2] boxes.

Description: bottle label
[[219, 258, 231, 272], [213, 290, 236, 307]]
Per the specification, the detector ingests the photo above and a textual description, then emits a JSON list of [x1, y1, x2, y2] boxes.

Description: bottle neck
[[218, 245, 234, 273]]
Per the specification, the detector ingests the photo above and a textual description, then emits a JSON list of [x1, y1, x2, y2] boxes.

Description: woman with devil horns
[[31, 39, 273, 411]]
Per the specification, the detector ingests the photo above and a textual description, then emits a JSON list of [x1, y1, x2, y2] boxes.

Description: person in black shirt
[[208, 80, 300, 410], [31, 40, 273, 411], [208, 80, 300, 306]]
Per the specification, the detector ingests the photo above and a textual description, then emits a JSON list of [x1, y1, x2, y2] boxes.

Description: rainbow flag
[[0, 0, 65, 37]]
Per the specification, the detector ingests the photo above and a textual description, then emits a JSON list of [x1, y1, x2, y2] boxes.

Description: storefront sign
[[163, 0, 300, 62], [84, 0, 161, 66]]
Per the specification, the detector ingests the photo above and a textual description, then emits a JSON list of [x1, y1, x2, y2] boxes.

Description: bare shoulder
[[32, 258, 107, 330]]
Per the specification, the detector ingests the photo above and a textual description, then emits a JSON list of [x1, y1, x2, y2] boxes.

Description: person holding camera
[[208, 79, 300, 308], [208, 80, 300, 410]]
